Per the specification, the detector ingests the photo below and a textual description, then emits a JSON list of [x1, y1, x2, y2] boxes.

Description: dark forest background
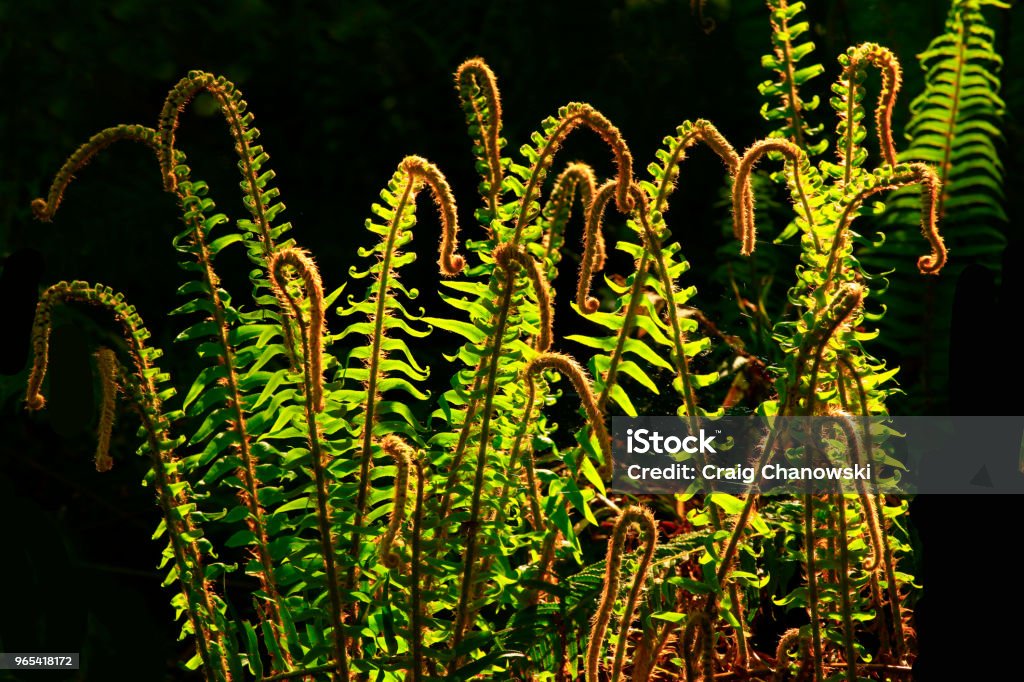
[[1, 1, 1022, 679]]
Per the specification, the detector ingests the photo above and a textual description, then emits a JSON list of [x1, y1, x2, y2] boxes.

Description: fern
[[863, 0, 1010, 411], [759, 0, 828, 157], [27, 281, 237, 679], [18, 16, 1004, 674]]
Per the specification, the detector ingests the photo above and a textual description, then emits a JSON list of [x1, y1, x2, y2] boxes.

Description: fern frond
[[862, 0, 1009, 411], [158, 71, 301, 368], [759, 0, 827, 156], [834, 43, 903, 175], [509, 102, 634, 243], [586, 506, 658, 682], [534, 162, 598, 286], [32, 125, 303, 671], [26, 281, 234, 680], [31, 124, 157, 221], [456, 58, 505, 220]]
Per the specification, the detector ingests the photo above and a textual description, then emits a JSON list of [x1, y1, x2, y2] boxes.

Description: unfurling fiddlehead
[[540, 162, 600, 286], [494, 242, 553, 352], [511, 102, 634, 242], [94, 347, 118, 472], [774, 628, 811, 681], [586, 506, 658, 682], [578, 181, 616, 314], [455, 58, 504, 217], [268, 248, 326, 411], [379, 435, 413, 569], [31, 124, 157, 221], [732, 139, 807, 255], [524, 353, 610, 477], [400, 155, 466, 277], [825, 163, 946, 282], [835, 43, 903, 174]]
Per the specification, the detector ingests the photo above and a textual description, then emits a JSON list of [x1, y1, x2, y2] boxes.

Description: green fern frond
[[26, 281, 235, 680], [759, 0, 827, 156], [862, 0, 1009, 411]]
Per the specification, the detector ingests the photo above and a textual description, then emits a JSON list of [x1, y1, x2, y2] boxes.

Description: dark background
[[1, 1, 1021, 679]]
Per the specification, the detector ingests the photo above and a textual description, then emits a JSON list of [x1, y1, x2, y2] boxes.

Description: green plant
[[21, 3, 1007, 677], [862, 0, 1010, 411]]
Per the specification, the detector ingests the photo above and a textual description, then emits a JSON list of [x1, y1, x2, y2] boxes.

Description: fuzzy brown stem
[[587, 506, 658, 682]]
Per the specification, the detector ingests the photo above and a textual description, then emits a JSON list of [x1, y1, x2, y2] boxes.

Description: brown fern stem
[[436, 242, 551, 536], [513, 353, 605, 605], [683, 611, 714, 681], [93, 348, 118, 473], [408, 457, 427, 682], [379, 435, 413, 569], [802, 494, 824, 682], [586, 506, 658, 682], [833, 493, 858, 682]]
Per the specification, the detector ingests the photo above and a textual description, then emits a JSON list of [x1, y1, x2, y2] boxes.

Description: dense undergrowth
[[16, 0, 1009, 680]]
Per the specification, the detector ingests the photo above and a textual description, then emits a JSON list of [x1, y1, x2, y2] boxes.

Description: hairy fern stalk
[[22, 3, 1003, 676]]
